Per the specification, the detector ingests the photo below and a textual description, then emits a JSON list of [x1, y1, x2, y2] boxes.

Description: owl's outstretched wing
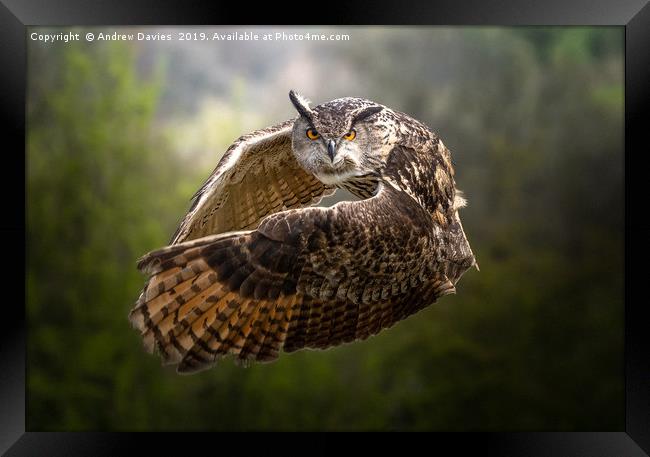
[[129, 145, 476, 374], [170, 119, 335, 244]]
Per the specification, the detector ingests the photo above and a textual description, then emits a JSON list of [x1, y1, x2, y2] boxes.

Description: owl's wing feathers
[[130, 144, 476, 373], [382, 141, 477, 284], [170, 119, 336, 244]]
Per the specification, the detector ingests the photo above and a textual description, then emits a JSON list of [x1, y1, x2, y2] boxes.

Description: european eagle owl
[[129, 91, 478, 373]]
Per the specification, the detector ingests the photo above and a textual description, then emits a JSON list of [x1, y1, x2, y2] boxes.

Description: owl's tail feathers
[[128, 232, 295, 374]]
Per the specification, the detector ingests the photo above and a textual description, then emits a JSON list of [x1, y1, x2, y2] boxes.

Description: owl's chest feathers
[[338, 174, 380, 200]]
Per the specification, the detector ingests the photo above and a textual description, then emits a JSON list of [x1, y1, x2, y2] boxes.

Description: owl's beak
[[327, 140, 337, 162]]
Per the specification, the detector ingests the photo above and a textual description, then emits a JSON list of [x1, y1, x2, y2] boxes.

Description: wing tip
[[176, 358, 215, 375], [128, 307, 145, 331], [137, 255, 162, 275]]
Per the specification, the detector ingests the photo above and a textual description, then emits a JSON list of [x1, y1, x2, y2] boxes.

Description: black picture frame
[[2, 0, 648, 454]]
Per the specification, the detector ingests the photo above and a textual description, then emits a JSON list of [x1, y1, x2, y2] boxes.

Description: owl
[[129, 91, 478, 373]]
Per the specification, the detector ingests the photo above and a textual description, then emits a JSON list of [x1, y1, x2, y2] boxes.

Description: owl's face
[[289, 91, 385, 185]]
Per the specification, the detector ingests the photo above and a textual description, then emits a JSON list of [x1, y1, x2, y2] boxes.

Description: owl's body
[[129, 92, 477, 373]]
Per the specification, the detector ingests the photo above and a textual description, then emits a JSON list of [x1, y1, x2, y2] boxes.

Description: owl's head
[[289, 90, 385, 185]]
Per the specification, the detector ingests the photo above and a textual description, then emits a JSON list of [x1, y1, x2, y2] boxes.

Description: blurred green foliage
[[27, 27, 623, 431]]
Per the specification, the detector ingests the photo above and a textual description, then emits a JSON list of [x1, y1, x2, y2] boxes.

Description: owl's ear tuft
[[289, 90, 314, 121], [353, 105, 383, 124]]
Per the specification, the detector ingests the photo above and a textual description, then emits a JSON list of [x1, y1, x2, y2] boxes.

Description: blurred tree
[[27, 40, 199, 429]]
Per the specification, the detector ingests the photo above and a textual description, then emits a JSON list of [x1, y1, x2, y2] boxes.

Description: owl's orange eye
[[343, 129, 356, 141], [306, 128, 320, 140]]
